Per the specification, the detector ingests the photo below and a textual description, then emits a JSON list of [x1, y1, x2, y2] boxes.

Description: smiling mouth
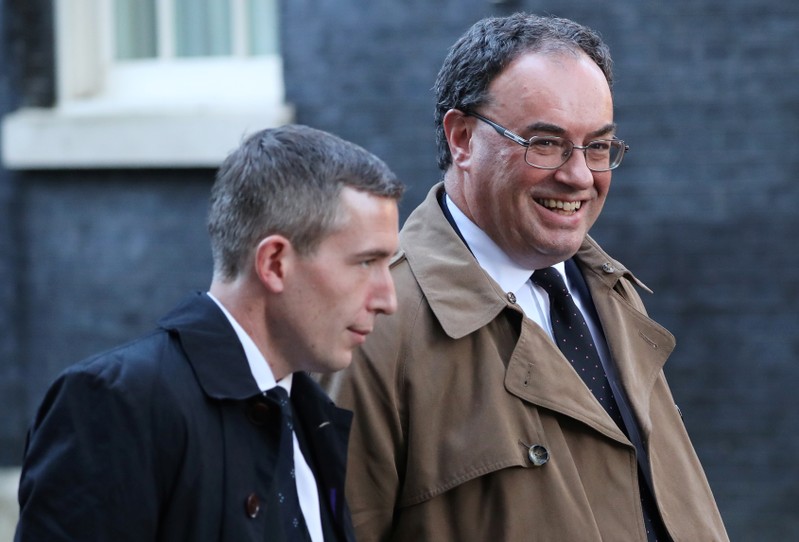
[[535, 198, 582, 213]]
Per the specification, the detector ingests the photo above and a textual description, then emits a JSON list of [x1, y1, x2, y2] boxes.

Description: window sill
[[1, 102, 295, 169]]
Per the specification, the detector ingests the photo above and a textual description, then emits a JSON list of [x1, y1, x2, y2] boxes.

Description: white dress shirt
[[207, 293, 324, 542], [444, 195, 612, 368]]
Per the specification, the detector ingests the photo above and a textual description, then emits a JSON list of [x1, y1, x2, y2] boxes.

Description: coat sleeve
[[15, 361, 179, 541]]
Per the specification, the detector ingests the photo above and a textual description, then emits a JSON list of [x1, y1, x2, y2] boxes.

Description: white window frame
[[1, 0, 293, 169]]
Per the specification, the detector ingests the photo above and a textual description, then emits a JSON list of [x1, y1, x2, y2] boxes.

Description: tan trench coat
[[325, 183, 728, 541]]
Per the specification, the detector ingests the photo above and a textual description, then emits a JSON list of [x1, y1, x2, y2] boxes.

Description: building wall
[[1, 0, 797, 539], [0, 0, 39, 466]]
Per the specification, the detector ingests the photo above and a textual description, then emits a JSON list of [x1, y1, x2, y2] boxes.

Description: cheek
[[318, 274, 363, 312], [594, 172, 612, 193], [498, 167, 543, 208], [591, 177, 611, 212], [481, 145, 517, 174]]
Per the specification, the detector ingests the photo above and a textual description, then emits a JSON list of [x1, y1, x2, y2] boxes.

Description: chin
[[547, 235, 584, 260], [313, 355, 353, 375]]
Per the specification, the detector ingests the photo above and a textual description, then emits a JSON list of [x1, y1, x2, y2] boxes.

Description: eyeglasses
[[466, 111, 629, 172]]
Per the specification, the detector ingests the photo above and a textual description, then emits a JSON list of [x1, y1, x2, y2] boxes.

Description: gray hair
[[208, 124, 403, 280], [433, 13, 614, 171]]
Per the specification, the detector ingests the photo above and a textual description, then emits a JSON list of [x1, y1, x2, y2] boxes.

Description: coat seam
[[398, 458, 527, 507]]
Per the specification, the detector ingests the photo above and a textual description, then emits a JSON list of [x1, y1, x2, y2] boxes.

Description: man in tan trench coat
[[322, 13, 729, 542]]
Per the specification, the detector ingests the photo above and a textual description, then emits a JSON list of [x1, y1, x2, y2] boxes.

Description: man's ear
[[443, 108, 473, 168], [254, 235, 293, 293]]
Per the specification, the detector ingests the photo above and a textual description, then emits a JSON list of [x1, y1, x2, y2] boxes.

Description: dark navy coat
[[15, 292, 355, 541]]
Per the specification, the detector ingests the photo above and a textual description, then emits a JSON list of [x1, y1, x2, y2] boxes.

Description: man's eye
[[527, 137, 565, 158], [530, 137, 559, 148], [588, 140, 611, 151]]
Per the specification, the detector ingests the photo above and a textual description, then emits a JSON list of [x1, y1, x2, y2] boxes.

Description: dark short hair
[[433, 13, 614, 171], [208, 124, 403, 280]]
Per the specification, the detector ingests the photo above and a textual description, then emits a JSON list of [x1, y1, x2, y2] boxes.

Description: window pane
[[114, 0, 157, 59], [248, 0, 279, 55], [175, 0, 231, 57]]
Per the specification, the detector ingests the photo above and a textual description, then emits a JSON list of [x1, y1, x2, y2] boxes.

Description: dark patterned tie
[[266, 386, 312, 541], [532, 267, 625, 428], [532, 267, 670, 542]]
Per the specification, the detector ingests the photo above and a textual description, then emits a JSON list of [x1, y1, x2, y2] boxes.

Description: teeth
[[537, 199, 582, 212]]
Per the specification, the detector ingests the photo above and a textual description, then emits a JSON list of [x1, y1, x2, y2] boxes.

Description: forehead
[[317, 187, 398, 249], [486, 51, 613, 131], [332, 187, 397, 224]]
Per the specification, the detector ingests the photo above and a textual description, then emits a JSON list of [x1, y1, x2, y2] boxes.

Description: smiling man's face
[[451, 50, 615, 269]]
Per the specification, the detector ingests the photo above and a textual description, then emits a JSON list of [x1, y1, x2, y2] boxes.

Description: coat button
[[246, 400, 272, 426], [527, 444, 549, 466], [602, 262, 615, 273], [507, 292, 517, 304], [245, 493, 261, 518]]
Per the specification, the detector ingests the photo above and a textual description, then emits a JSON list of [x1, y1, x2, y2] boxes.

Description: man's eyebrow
[[354, 248, 395, 259], [524, 122, 617, 139], [525, 121, 566, 135], [589, 123, 617, 139]]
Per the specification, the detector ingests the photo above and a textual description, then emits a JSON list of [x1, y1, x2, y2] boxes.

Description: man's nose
[[554, 148, 596, 188], [369, 266, 397, 315]]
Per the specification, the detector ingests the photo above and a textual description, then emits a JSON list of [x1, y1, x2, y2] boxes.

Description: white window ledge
[[2, 102, 295, 169], [4, 2, 293, 170]]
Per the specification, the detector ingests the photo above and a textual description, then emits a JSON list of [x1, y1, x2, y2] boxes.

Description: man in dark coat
[[14, 124, 403, 541]]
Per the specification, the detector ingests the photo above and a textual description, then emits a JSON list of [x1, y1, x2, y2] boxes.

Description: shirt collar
[[445, 194, 566, 290], [206, 292, 292, 395]]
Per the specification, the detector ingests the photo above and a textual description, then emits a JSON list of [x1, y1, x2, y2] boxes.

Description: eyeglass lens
[[524, 137, 624, 171]]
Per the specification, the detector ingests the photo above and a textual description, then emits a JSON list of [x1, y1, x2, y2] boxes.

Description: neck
[[209, 279, 292, 381]]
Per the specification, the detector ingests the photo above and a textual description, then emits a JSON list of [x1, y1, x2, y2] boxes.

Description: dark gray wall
[[0, 0, 32, 465], [18, 172, 216, 408], [1, 0, 797, 540]]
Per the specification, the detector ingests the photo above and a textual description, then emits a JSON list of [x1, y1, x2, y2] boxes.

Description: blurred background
[[1, 0, 797, 539]]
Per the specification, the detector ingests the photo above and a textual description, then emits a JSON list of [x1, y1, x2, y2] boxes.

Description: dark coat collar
[[157, 291, 352, 426], [158, 291, 261, 400]]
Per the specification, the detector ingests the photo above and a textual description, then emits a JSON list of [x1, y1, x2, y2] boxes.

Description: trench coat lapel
[[575, 240, 676, 440]]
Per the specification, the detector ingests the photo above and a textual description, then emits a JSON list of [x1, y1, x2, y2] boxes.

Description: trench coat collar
[[400, 184, 508, 340], [402, 183, 650, 339], [575, 235, 653, 294]]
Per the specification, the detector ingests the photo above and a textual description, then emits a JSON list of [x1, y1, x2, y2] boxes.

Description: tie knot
[[267, 386, 290, 407], [532, 267, 568, 297]]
